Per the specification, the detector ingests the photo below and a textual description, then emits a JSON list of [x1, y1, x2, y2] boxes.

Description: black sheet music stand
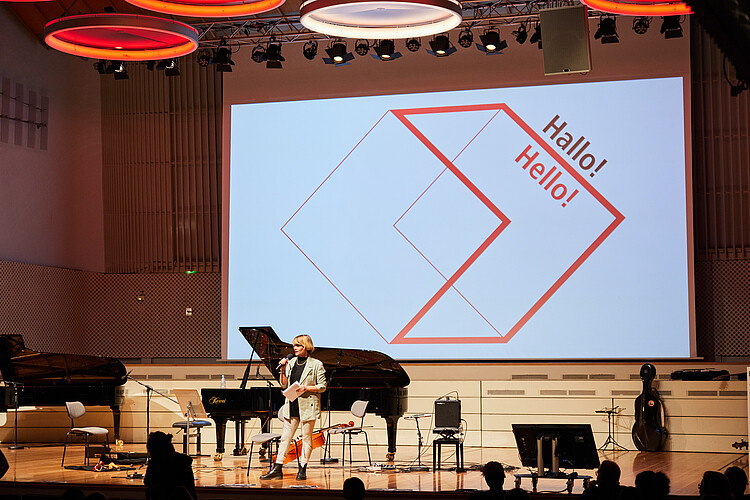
[[596, 398, 627, 451]]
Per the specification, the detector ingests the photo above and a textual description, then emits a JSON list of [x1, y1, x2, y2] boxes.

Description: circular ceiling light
[[44, 14, 199, 61], [300, 0, 462, 39], [580, 0, 691, 16], [124, 0, 284, 18]]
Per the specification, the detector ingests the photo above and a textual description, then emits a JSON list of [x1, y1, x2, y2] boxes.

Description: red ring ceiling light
[[580, 0, 691, 16], [123, 0, 284, 18], [44, 14, 199, 61]]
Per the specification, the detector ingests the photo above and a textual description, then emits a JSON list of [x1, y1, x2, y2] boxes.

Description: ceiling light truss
[[192, 0, 655, 49]]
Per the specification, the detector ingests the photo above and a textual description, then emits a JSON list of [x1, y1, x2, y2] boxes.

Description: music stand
[[173, 389, 212, 456], [596, 398, 627, 451], [405, 413, 430, 471]]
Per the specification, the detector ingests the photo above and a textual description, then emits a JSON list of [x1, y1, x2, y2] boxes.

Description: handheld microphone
[[276, 353, 294, 370]]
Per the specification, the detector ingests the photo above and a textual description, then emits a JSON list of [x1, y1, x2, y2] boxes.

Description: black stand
[[514, 435, 592, 493], [405, 414, 430, 471], [127, 375, 176, 438], [9, 383, 24, 450], [596, 398, 627, 451], [321, 367, 338, 464]]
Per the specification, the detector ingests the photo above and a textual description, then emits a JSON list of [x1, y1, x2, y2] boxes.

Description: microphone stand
[[321, 353, 341, 464], [8, 383, 23, 450], [251, 350, 279, 461], [127, 374, 177, 438]]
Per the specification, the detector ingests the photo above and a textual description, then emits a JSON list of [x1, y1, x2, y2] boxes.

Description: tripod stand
[[8, 383, 24, 450], [596, 398, 627, 451], [405, 413, 431, 471]]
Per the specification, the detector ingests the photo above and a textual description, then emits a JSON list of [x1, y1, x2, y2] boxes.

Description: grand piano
[[202, 326, 409, 460], [0, 335, 127, 440]]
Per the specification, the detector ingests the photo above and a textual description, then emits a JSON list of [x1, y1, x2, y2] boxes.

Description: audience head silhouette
[[635, 470, 670, 499], [699, 470, 732, 500], [147, 431, 176, 460], [724, 466, 748, 499], [482, 461, 505, 490], [343, 476, 366, 500]]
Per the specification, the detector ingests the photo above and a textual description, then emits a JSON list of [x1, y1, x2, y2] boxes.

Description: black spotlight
[[251, 45, 266, 63], [594, 16, 618, 44], [146, 61, 156, 71], [303, 40, 318, 60], [94, 60, 113, 74], [478, 29, 508, 53], [372, 39, 402, 61], [457, 28, 473, 48], [112, 61, 129, 80], [212, 41, 235, 72], [632, 16, 650, 35], [529, 22, 542, 46], [660, 16, 683, 39], [513, 23, 527, 44], [354, 39, 370, 56], [197, 50, 211, 67], [156, 58, 180, 76], [265, 40, 285, 68], [405, 38, 421, 52], [324, 41, 354, 65], [428, 34, 456, 57]]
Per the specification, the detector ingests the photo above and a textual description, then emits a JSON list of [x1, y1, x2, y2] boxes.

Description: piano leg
[[384, 415, 400, 461], [233, 420, 247, 456], [110, 405, 121, 442], [214, 417, 229, 454]]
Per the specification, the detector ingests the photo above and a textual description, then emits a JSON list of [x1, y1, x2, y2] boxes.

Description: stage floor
[[0, 443, 746, 497]]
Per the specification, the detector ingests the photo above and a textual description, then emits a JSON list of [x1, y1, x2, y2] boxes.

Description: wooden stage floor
[[0, 443, 746, 498]]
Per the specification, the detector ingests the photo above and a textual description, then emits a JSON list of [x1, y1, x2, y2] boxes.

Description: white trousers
[[275, 417, 315, 466]]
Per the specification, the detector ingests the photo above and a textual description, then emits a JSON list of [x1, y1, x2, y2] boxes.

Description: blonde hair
[[293, 334, 315, 354]]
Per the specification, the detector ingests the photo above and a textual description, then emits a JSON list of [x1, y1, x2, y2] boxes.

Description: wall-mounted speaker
[[540, 4, 591, 75]]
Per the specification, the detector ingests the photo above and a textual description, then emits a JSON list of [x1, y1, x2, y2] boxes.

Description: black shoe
[[296, 464, 307, 480], [260, 463, 283, 479]]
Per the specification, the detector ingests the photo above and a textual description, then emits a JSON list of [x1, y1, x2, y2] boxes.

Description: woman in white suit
[[261, 334, 326, 480]]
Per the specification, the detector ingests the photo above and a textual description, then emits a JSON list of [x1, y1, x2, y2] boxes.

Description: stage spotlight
[[303, 40, 318, 60], [513, 23, 527, 44], [478, 29, 507, 53], [197, 50, 211, 67], [632, 16, 650, 35], [212, 40, 235, 72], [354, 39, 370, 56], [660, 16, 682, 39], [428, 34, 456, 57], [457, 28, 473, 48], [324, 41, 354, 66], [372, 39, 401, 61], [112, 61, 129, 80], [594, 15, 618, 44], [265, 40, 284, 68], [406, 38, 421, 52], [156, 58, 180, 76], [94, 60, 112, 74], [529, 22, 541, 47], [251, 45, 266, 63]]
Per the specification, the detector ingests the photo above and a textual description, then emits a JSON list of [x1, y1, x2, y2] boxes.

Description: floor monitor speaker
[[540, 4, 591, 75]]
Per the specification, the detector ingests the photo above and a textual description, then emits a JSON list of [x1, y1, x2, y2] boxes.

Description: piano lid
[[0, 335, 127, 386], [240, 326, 410, 389]]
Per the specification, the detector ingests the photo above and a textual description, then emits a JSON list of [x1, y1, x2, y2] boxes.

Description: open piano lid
[[240, 326, 410, 388], [0, 335, 127, 386]]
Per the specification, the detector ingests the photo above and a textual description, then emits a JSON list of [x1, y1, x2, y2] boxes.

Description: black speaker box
[[540, 4, 591, 75], [434, 399, 461, 429]]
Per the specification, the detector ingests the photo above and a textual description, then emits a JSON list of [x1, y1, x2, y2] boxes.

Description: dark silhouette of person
[[581, 460, 623, 499], [0, 448, 8, 480], [724, 466, 749, 499], [144, 431, 197, 500], [698, 470, 732, 500], [619, 486, 642, 500], [468, 461, 505, 499], [635, 470, 670, 500], [343, 476, 366, 500], [504, 487, 530, 500]]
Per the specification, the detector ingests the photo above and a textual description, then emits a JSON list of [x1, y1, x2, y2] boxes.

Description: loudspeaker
[[540, 4, 591, 75], [434, 398, 461, 429]]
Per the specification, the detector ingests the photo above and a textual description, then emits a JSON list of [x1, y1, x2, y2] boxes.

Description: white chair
[[246, 408, 286, 475], [172, 389, 212, 456], [61, 401, 109, 467], [331, 400, 371, 465]]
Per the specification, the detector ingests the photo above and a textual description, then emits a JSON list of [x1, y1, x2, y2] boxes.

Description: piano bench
[[172, 420, 212, 456], [433, 436, 464, 472]]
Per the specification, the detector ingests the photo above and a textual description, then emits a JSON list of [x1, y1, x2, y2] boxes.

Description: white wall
[[0, 6, 104, 272]]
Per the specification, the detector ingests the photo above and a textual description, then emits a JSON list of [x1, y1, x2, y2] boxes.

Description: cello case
[[632, 363, 668, 451]]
